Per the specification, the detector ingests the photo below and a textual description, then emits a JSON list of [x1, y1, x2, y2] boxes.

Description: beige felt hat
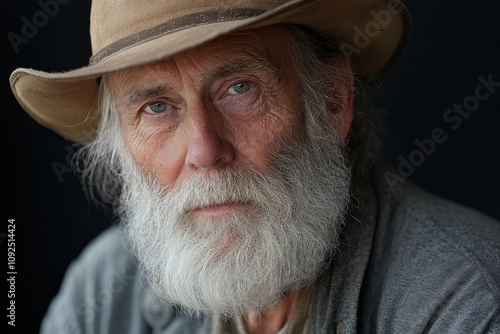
[[9, 0, 410, 142]]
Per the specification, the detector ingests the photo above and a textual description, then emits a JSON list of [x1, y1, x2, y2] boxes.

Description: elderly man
[[9, 0, 499, 333]]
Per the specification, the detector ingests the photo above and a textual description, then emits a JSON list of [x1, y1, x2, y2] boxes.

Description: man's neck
[[243, 291, 300, 334]]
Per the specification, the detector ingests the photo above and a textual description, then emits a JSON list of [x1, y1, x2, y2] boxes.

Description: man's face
[[109, 26, 302, 198], [105, 26, 352, 319]]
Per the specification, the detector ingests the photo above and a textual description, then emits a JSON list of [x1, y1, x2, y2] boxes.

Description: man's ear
[[328, 57, 355, 141]]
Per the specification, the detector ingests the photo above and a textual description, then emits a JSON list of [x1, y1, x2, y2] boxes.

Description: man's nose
[[185, 108, 234, 169]]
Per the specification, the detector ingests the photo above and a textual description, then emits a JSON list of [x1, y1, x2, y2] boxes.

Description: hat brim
[[10, 0, 410, 142]]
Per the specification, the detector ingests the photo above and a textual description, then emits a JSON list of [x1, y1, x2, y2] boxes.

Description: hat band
[[89, 7, 267, 65]]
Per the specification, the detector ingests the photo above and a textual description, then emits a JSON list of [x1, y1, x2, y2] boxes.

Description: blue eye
[[144, 102, 171, 114], [228, 82, 252, 95]]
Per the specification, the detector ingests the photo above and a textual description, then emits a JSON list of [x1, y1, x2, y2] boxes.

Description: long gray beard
[[120, 119, 351, 320]]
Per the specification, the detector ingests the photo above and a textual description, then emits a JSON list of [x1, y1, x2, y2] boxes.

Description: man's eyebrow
[[202, 57, 280, 81], [122, 84, 170, 108]]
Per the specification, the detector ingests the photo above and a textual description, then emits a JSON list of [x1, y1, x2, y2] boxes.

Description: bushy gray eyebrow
[[202, 57, 280, 80], [123, 84, 170, 109]]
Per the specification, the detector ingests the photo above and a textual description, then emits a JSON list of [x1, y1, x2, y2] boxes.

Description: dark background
[[4, 1, 499, 333]]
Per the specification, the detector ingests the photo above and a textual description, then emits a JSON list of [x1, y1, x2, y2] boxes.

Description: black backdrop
[[4, 1, 500, 333]]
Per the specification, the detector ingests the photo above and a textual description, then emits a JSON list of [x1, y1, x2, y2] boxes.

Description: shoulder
[[39, 224, 147, 334], [39, 224, 212, 334], [55, 224, 140, 297], [361, 171, 500, 333], [385, 177, 500, 280], [386, 176, 500, 261]]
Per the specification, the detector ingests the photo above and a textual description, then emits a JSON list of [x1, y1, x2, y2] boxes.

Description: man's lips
[[191, 202, 250, 217]]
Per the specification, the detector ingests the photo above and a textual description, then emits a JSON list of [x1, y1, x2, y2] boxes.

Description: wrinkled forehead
[[106, 25, 295, 92]]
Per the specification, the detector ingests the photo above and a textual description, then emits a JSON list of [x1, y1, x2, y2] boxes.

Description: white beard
[[120, 118, 351, 319]]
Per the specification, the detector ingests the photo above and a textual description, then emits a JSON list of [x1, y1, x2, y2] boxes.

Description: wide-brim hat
[[10, 0, 410, 143]]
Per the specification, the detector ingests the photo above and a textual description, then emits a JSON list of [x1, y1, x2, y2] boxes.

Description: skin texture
[[108, 25, 354, 333]]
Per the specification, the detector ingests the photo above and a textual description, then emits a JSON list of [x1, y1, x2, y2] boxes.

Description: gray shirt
[[40, 167, 500, 333]]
